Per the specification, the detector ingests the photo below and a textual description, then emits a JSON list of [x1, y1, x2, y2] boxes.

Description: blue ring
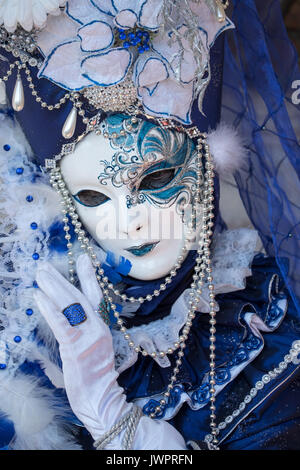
[[62, 303, 87, 326]]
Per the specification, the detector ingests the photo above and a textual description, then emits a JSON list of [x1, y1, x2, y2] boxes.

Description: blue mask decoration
[[97, 114, 200, 213]]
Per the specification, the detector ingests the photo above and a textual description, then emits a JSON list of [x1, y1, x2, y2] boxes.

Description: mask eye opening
[[73, 189, 111, 207], [138, 168, 177, 191]]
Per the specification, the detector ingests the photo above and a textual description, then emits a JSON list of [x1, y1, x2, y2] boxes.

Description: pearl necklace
[[49, 130, 218, 445]]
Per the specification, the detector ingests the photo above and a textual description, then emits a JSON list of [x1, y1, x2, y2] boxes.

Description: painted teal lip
[[126, 242, 159, 257]]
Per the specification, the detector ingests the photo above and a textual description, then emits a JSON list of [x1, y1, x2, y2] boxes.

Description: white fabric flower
[[0, 0, 66, 32], [37, 0, 234, 123]]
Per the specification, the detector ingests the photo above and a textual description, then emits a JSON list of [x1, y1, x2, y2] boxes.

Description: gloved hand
[[34, 253, 186, 450]]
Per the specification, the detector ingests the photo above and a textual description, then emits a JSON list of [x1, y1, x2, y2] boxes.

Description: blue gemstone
[[138, 46, 145, 53], [26, 195, 33, 202], [14, 336, 22, 343], [32, 253, 39, 260], [142, 31, 150, 38], [144, 44, 150, 51], [26, 308, 33, 316], [63, 303, 87, 326], [30, 222, 38, 230], [136, 30, 143, 38], [117, 28, 125, 33], [128, 32, 135, 39], [119, 32, 126, 40], [0, 364, 6, 370], [123, 41, 130, 48], [16, 167, 24, 175], [3, 144, 10, 151]]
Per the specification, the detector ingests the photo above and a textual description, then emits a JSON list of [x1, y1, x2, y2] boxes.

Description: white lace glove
[[34, 253, 186, 450]]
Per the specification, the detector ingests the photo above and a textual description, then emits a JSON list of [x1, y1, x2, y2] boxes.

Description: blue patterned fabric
[[117, 255, 290, 407], [165, 258, 300, 448]]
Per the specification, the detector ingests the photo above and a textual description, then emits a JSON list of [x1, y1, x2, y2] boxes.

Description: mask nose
[[118, 196, 148, 239]]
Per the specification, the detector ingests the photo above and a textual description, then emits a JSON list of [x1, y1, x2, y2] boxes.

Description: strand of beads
[[49, 170, 77, 283], [0, 59, 89, 139], [24, 62, 71, 111], [204, 341, 300, 449], [149, 135, 217, 419], [48, 138, 207, 359], [49, 133, 217, 428], [201, 137, 219, 448], [1, 59, 71, 110], [48, 147, 192, 303], [86, 130, 207, 305], [48, 120, 210, 306], [0, 61, 18, 83], [51, 175, 206, 361]]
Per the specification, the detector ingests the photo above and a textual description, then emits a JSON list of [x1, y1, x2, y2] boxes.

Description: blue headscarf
[[221, 0, 300, 319]]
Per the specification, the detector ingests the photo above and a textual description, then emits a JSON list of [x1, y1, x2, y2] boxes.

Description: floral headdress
[[0, 0, 233, 169]]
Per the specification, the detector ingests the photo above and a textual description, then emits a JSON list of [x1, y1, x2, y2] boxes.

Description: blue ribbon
[[102, 251, 132, 284]]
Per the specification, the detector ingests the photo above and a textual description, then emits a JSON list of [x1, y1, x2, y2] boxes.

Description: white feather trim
[[0, 0, 66, 32], [0, 373, 80, 450], [0, 111, 85, 449], [207, 123, 248, 176]]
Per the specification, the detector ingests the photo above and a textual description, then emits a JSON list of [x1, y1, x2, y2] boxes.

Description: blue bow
[[102, 251, 132, 284]]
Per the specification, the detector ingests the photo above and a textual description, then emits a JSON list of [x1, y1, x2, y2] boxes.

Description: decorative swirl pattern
[[98, 114, 200, 212]]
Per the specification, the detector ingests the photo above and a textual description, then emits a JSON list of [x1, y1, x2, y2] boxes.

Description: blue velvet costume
[[0, 0, 299, 450]]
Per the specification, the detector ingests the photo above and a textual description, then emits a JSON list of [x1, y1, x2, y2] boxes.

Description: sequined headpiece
[[0, 0, 233, 167]]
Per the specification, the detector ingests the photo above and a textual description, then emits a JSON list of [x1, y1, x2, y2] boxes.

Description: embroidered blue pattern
[[141, 284, 287, 419]]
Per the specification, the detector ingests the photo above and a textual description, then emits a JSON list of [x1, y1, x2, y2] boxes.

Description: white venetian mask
[[60, 115, 203, 280]]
